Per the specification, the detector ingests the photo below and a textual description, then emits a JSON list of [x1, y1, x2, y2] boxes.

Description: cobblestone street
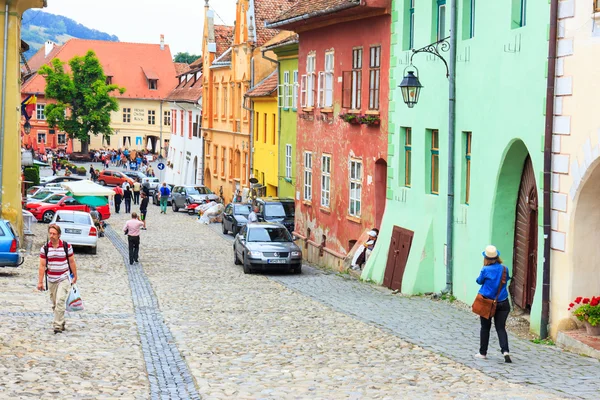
[[0, 199, 597, 398]]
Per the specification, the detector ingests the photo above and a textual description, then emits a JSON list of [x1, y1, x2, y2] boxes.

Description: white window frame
[[306, 54, 316, 107], [292, 70, 299, 109], [300, 75, 307, 108], [321, 154, 331, 208], [57, 133, 66, 145], [303, 151, 313, 201], [285, 144, 292, 179], [324, 51, 334, 108], [283, 71, 291, 109], [37, 132, 46, 144], [369, 46, 381, 110], [148, 110, 156, 125], [352, 48, 362, 110], [36, 104, 46, 120], [349, 159, 362, 217]]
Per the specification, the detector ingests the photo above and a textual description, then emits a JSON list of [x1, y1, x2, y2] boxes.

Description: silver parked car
[[233, 222, 302, 274], [171, 185, 220, 212]]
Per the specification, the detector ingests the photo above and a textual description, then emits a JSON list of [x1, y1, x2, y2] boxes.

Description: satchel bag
[[472, 266, 506, 319]]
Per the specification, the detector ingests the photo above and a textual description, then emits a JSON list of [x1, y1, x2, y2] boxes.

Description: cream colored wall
[[548, 0, 600, 336], [87, 98, 171, 152]]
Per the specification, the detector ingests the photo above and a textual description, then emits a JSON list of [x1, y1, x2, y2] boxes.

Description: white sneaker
[[503, 352, 512, 363], [474, 353, 487, 360]]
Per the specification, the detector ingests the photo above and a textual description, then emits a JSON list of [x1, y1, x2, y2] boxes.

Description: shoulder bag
[[472, 266, 507, 319]]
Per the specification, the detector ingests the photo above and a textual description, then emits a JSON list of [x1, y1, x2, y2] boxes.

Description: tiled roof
[[189, 56, 202, 69], [268, 0, 360, 25], [22, 39, 178, 100], [165, 74, 202, 103], [263, 33, 299, 51], [214, 25, 234, 57], [174, 62, 190, 75], [255, 0, 299, 47], [245, 69, 278, 98], [26, 42, 63, 73]]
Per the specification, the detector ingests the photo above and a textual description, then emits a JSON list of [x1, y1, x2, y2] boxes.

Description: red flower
[[591, 298, 600, 307], [583, 298, 591, 304], [574, 297, 582, 304], [569, 303, 575, 309]]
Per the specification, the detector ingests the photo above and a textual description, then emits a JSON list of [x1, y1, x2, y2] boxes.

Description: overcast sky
[[37, 0, 237, 56]]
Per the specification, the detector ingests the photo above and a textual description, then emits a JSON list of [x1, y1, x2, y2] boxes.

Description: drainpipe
[[248, 56, 256, 175], [442, 0, 458, 294], [540, 0, 559, 340], [0, 0, 11, 218], [261, 50, 281, 195], [159, 101, 163, 159]]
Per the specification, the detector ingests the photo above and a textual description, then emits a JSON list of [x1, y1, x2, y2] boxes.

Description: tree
[[39, 51, 125, 153], [174, 52, 200, 64]]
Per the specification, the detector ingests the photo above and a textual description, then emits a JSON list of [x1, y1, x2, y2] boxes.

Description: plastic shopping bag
[[66, 283, 84, 312]]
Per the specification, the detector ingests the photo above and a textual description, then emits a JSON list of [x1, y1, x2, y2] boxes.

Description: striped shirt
[[40, 240, 73, 283]]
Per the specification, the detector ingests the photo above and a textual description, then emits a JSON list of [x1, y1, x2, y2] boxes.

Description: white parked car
[[26, 189, 67, 204], [142, 177, 160, 192], [26, 185, 66, 199], [50, 210, 98, 254]]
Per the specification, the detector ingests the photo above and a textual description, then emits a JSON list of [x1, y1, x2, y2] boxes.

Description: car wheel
[[90, 246, 97, 255], [243, 256, 252, 274], [222, 222, 228, 234], [99, 180, 106, 186], [234, 247, 241, 265], [42, 211, 55, 223], [172, 202, 179, 212], [293, 265, 302, 274]]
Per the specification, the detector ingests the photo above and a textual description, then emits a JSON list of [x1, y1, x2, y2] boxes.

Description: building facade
[[21, 38, 177, 156], [364, 0, 550, 335], [164, 58, 203, 186], [267, 0, 391, 270], [1, 0, 45, 232]]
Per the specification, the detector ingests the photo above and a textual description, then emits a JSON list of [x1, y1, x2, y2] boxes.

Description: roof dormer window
[[149, 79, 158, 90]]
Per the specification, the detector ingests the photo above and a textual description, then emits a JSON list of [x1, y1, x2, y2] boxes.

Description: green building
[[265, 35, 299, 198], [364, 0, 550, 334]]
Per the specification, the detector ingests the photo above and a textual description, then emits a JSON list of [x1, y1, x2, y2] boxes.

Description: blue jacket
[[476, 262, 511, 301], [159, 186, 171, 197]]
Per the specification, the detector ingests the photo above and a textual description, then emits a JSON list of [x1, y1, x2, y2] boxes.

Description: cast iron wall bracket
[[410, 36, 451, 78]]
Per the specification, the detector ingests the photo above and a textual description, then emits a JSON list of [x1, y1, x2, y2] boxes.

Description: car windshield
[[56, 213, 91, 225], [264, 204, 287, 218], [32, 191, 52, 199], [234, 205, 251, 215], [27, 187, 40, 196], [46, 194, 64, 204], [247, 227, 292, 242], [188, 187, 210, 195]]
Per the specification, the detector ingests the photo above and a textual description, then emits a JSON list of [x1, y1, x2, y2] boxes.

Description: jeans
[[133, 191, 140, 205], [124, 198, 131, 213], [479, 298, 510, 355], [114, 195, 122, 213], [48, 279, 70, 331], [160, 197, 168, 213], [127, 235, 140, 264]]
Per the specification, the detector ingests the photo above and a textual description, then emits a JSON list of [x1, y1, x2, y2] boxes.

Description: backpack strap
[[63, 241, 72, 276], [44, 243, 49, 289]]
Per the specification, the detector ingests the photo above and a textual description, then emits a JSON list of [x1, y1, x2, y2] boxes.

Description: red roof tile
[[174, 62, 190, 75], [190, 56, 202, 69], [22, 39, 178, 100], [254, 0, 299, 47], [214, 25, 234, 58], [245, 69, 278, 98], [268, 0, 360, 25], [165, 76, 202, 103]]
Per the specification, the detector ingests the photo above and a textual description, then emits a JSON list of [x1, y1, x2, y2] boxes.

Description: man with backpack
[[159, 182, 171, 214], [37, 224, 78, 334]]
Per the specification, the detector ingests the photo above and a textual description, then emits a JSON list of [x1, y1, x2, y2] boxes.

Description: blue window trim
[[409, 0, 415, 50]]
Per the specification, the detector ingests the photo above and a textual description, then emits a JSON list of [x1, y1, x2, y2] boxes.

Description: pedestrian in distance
[[123, 185, 132, 214], [123, 212, 144, 265], [52, 160, 57, 176], [113, 185, 123, 214], [89, 164, 96, 182], [37, 224, 78, 334], [159, 182, 170, 214], [474, 245, 512, 363], [247, 206, 259, 223], [133, 179, 141, 205], [139, 191, 149, 230]]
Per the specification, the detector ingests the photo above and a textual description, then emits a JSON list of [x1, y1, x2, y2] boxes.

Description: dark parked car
[[254, 197, 295, 233], [123, 171, 147, 182], [40, 176, 82, 187], [171, 185, 220, 212], [222, 203, 252, 236], [152, 184, 174, 206], [0, 220, 23, 268], [68, 152, 92, 162], [233, 222, 302, 274]]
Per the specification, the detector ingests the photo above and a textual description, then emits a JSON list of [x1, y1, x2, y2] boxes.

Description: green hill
[[21, 10, 119, 60]]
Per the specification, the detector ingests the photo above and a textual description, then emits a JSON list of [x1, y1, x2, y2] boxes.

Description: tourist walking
[[123, 212, 144, 265], [159, 182, 170, 214], [113, 185, 123, 214], [37, 224, 78, 334], [139, 192, 149, 230], [474, 245, 512, 363], [124, 185, 132, 214], [133, 179, 141, 205]]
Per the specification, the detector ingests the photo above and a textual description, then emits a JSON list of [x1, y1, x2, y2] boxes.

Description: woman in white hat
[[475, 245, 512, 363], [350, 229, 378, 270]]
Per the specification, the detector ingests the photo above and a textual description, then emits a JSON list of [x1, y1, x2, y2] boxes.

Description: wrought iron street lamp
[[399, 68, 423, 109]]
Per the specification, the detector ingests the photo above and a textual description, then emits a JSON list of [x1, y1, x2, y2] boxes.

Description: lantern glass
[[399, 70, 423, 108]]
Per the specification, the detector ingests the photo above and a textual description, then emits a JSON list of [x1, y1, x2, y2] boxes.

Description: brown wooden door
[[374, 159, 387, 230], [511, 156, 538, 309], [383, 226, 414, 291]]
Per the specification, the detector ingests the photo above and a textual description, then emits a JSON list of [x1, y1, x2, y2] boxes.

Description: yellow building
[[246, 70, 278, 196], [1, 0, 45, 233], [201, 0, 294, 202]]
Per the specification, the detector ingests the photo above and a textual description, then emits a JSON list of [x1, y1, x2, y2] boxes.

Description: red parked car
[[26, 196, 111, 223]]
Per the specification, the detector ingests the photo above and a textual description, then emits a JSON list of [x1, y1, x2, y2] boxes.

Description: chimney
[[45, 41, 54, 57], [160, 34, 165, 50]]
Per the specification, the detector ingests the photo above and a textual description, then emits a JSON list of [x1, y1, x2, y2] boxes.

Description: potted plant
[[339, 113, 361, 125], [76, 167, 87, 176], [359, 114, 381, 126], [568, 296, 600, 335]]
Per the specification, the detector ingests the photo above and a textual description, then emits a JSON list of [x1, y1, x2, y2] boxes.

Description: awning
[[60, 180, 115, 197]]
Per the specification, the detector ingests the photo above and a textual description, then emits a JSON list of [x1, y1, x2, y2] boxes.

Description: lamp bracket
[[410, 36, 450, 78]]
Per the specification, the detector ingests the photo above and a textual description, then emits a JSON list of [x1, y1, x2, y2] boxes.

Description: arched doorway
[[511, 156, 538, 310], [204, 168, 212, 190], [374, 159, 387, 229]]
